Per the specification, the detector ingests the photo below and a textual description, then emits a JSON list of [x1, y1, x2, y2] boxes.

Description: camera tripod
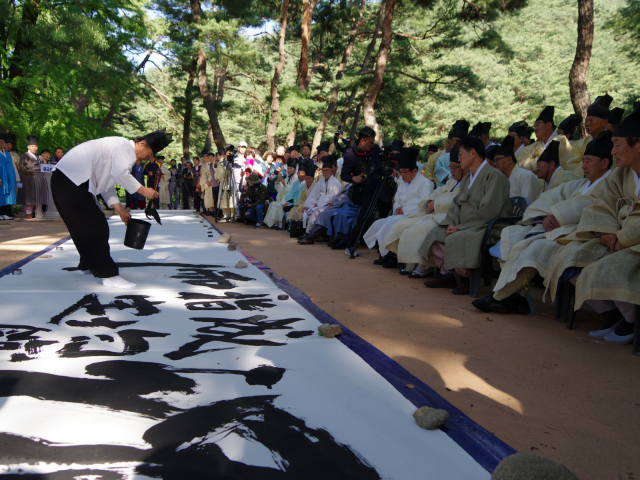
[[347, 163, 395, 259]]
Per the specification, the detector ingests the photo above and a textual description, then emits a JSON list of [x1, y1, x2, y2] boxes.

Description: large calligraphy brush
[[145, 167, 163, 225]]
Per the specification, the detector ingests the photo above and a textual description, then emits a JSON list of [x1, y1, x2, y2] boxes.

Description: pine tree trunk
[[363, 0, 397, 144], [311, 0, 366, 154], [286, 118, 298, 147], [197, 47, 226, 152], [191, 0, 226, 152], [266, 0, 290, 152], [204, 124, 214, 152], [297, 0, 313, 91], [569, 0, 593, 138], [101, 105, 117, 129], [182, 56, 198, 159], [350, 98, 363, 139]]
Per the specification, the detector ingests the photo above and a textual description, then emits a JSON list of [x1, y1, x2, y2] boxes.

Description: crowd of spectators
[[0, 96, 638, 349]]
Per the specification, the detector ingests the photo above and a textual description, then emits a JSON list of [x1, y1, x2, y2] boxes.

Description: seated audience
[[244, 172, 270, 229]]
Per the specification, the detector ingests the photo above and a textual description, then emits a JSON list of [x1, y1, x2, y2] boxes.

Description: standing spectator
[[53, 147, 64, 163], [17, 135, 42, 219], [130, 158, 146, 209], [156, 155, 170, 209], [192, 157, 203, 213], [181, 161, 194, 209], [40, 149, 52, 164], [168, 159, 180, 209], [143, 154, 160, 189], [4, 136, 20, 171], [0, 134, 17, 220]]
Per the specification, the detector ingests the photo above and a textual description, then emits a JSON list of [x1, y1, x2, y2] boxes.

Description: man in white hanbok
[[301, 156, 341, 231], [365, 148, 434, 268]]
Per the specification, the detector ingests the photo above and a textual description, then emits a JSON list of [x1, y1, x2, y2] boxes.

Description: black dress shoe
[[382, 258, 398, 269], [472, 294, 495, 312], [409, 268, 433, 279], [424, 273, 456, 289], [298, 236, 315, 245], [331, 240, 347, 250], [373, 251, 394, 265], [297, 233, 307, 240], [399, 269, 411, 275]]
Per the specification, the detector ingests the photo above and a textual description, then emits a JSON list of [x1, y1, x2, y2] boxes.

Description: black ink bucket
[[124, 219, 151, 249]]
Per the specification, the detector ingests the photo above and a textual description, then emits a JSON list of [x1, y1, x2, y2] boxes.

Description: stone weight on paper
[[413, 406, 449, 430], [218, 233, 231, 243], [318, 323, 342, 338]]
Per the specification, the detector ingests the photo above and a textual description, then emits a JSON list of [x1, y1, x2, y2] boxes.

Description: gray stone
[[227, 243, 237, 251], [318, 323, 342, 338], [491, 453, 579, 480], [218, 233, 231, 243], [413, 406, 449, 430], [235, 261, 248, 269]]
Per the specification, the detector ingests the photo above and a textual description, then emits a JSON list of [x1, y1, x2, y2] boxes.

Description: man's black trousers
[[51, 169, 119, 278]]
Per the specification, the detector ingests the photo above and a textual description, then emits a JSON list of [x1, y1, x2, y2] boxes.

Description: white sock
[[103, 276, 136, 289], [414, 267, 426, 274], [78, 269, 91, 275]]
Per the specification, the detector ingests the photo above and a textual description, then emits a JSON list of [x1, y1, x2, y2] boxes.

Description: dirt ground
[[2, 215, 638, 480]]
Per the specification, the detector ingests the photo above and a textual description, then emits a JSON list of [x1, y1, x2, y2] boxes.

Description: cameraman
[[340, 126, 383, 253], [333, 129, 351, 155]]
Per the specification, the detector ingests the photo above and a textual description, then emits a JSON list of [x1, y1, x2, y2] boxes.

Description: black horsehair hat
[[537, 140, 560, 164], [495, 135, 515, 159], [612, 103, 640, 138], [536, 106, 554, 124], [449, 141, 462, 164], [509, 121, 528, 136], [558, 114, 579, 138], [586, 94, 613, 119], [584, 130, 614, 165], [140, 129, 173, 154]]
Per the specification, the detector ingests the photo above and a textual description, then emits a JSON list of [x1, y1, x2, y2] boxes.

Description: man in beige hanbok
[[472, 131, 614, 314], [287, 165, 316, 222], [570, 94, 613, 159], [544, 108, 640, 345], [535, 140, 582, 192], [199, 151, 217, 213], [420, 137, 512, 295], [517, 106, 582, 174], [157, 155, 171, 209], [382, 142, 465, 277]]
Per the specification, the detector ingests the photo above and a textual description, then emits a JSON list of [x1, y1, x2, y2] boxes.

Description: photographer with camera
[[333, 124, 351, 155], [340, 127, 383, 256], [180, 160, 194, 209]]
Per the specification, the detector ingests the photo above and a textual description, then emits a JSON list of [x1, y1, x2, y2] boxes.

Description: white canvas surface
[[0, 211, 490, 479]]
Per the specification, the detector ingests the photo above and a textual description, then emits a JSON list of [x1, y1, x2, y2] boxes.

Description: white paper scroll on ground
[[0, 211, 499, 479]]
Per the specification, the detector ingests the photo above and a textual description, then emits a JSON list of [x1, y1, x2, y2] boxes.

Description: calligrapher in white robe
[[302, 174, 341, 229], [364, 172, 434, 256]]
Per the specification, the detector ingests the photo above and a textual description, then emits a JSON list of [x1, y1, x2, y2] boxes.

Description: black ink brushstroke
[[142, 395, 381, 480], [179, 292, 276, 312], [50, 295, 164, 326], [10, 353, 33, 362], [57, 330, 170, 358], [97, 335, 114, 342], [0, 325, 53, 341], [163, 317, 304, 360], [172, 268, 254, 290], [172, 365, 286, 389], [66, 317, 138, 329], [0, 470, 126, 480], [63, 262, 226, 271], [286, 330, 314, 339]]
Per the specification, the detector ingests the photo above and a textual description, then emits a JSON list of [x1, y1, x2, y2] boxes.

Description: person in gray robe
[[419, 136, 512, 295]]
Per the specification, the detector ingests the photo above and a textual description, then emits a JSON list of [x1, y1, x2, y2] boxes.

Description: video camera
[[334, 122, 343, 138]]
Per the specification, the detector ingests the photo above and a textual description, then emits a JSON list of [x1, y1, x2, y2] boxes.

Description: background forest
[[1, 0, 639, 163]]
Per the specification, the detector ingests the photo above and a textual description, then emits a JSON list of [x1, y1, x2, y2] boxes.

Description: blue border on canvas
[[0, 235, 71, 279], [204, 217, 516, 473]]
